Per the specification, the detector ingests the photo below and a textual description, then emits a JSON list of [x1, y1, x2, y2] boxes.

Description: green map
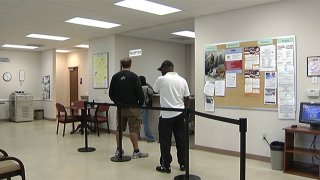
[[93, 53, 108, 88]]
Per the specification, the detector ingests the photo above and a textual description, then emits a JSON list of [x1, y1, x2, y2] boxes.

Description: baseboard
[[44, 118, 56, 121], [193, 145, 270, 162]]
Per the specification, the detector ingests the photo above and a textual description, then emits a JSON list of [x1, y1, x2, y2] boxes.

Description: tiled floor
[[0, 120, 313, 180]]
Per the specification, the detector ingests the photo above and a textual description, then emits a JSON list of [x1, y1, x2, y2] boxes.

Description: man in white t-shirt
[[153, 60, 190, 174]]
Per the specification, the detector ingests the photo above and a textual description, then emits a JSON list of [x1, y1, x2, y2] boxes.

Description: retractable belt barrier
[[80, 101, 247, 180]]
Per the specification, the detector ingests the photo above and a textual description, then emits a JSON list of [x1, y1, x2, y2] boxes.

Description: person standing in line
[[109, 57, 148, 159], [139, 75, 155, 143], [153, 60, 190, 173]]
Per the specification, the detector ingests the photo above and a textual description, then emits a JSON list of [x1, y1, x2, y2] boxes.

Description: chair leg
[[107, 121, 110, 134], [56, 122, 59, 135], [63, 123, 66, 137], [97, 123, 100, 137]]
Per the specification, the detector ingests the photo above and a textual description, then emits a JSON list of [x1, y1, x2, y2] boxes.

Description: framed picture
[[19, 70, 25, 81], [42, 75, 50, 99], [307, 56, 320, 76], [93, 52, 109, 89]]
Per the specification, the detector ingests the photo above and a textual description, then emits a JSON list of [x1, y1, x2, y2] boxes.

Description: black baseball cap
[[157, 60, 174, 71]]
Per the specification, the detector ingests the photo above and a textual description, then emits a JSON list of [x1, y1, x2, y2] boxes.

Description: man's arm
[[135, 77, 145, 105], [153, 76, 162, 93], [184, 96, 190, 108], [109, 76, 115, 102]]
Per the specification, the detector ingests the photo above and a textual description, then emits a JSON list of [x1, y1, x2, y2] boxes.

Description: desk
[[283, 126, 320, 179]]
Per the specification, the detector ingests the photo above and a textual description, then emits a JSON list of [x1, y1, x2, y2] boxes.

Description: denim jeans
[[141, 109, 154, 141]]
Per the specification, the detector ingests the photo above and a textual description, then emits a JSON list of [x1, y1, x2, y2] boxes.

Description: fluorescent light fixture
[[2, 44, 39, 49], [26, 33, 70, 41], [75, 44, 89, 48], [172, 30, 195, 38], [65, 17, 121, 29], [115, 0, 181, 15], [56, 50, 70, 53]]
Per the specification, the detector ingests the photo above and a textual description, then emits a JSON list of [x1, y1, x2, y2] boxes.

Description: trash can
[[34, 109, 44, 120], [270, 141, 284, 170]]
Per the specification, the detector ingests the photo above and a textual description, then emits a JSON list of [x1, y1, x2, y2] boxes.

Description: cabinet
[[283, 126, 320, 179]]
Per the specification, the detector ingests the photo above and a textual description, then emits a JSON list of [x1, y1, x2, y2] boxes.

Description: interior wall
[[67, 50, 89, 104], [194, 0, 320, 158], [88, 35, 192, 131], [88, 35, 116, 130], [115, 35, 189, 86], [41, 50, 56, 119], [0, 50, 42, 119], [56, 53, 68, 106]]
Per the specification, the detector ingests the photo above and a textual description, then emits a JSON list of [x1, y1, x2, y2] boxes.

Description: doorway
[[69, 67, 78, 105]]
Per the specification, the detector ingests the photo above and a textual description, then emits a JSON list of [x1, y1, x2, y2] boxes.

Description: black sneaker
[[180, 165, 185, 171], [156, 165, 171, 173]]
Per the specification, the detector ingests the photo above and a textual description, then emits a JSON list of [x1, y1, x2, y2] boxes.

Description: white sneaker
[[132, 151, 148, 159]]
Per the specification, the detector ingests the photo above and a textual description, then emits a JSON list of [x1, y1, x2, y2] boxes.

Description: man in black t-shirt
[[109, 57, 148, 159]]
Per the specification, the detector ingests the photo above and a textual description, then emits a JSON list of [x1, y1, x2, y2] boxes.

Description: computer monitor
[[299, 102, 320, 130]]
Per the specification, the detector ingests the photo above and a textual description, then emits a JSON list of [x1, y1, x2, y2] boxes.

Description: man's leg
[[128, 108, 148, 158], [130, 131, 139, 150], [158, 116, 173, 169], [173, 113, 186, 168]]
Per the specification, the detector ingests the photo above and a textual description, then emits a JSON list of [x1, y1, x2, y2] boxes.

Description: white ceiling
[[0, 0, 282, 52]]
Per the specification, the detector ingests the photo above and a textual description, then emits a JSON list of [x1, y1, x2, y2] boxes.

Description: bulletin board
[[204, 36, 296, 110]]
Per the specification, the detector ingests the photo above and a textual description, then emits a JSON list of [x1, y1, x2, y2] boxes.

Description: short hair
[[139, 76, 146, 85], [120, 58, 132, 69]]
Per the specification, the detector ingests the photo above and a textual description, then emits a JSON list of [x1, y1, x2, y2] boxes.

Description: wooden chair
[[89, 105, 110, 136], [70, 100, 84, 116], [55, 103, 81, 137], [0, 149, 26, 180]]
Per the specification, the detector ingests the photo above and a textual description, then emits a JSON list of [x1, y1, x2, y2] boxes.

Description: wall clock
[[3, 72, 12, 82]]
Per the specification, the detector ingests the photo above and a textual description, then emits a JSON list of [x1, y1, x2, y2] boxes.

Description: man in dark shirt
[[109, 57, 148, 159]]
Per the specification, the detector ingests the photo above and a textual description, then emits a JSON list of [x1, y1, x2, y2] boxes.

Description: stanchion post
[[239, 118, 247, 180], [78, 102, 95, 152], [174, 108, 200, 180], [185, 108, 190, 176], [111, 104, 131, 162]]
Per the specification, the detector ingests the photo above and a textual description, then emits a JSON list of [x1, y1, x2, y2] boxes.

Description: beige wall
[[41, 50, 56, 119], [56, 53, 68, 106], [88, 35, 192, 130], [0, 50, 42, 119], [195, 0, 320, 158], [56, 50, 88, 106]]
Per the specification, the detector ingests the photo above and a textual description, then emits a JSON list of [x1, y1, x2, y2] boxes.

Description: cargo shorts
[[117, 108, 141, 133]]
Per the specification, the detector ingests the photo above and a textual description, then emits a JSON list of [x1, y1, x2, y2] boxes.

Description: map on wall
[[93, 52, 109, 89]]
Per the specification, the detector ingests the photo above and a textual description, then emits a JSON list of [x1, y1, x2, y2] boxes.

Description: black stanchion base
[[110, 155, 131, 162], [78, 147, 96, 152], [174, 174, 201, 180]]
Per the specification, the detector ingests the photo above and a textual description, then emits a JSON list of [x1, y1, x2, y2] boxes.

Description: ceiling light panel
[[75, 44, 89, 48], [26, 34, 70, 41], [2, 44, 39, 49], [172, 30, 195, 38], [115, 0, 181, 15], [65, 17, 121, 29], [56, 50, 71, 53]]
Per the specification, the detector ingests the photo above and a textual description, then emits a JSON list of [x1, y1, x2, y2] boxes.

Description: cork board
[[204, 36, 295, 110]]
